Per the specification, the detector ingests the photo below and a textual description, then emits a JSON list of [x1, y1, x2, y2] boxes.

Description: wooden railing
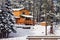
[[27, 36, 60, 40]]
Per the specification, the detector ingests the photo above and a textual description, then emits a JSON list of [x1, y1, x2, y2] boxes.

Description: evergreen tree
[[0, 0, 16, 38]]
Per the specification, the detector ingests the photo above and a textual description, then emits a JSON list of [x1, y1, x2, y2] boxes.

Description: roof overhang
[[12, 7, 24, 11], [21, 14, 33, 18]]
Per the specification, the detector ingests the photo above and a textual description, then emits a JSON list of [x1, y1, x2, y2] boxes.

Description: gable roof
[[12, 7, 25, 11]]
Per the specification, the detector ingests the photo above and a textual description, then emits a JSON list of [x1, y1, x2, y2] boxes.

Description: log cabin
[[12, 8, 35, 25]]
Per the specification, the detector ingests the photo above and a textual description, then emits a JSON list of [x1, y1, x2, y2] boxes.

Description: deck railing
[[27, 36, 60, 40]]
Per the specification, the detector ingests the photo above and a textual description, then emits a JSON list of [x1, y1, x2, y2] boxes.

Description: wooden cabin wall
[[12, 9, 30, 24], [13, 9, 30, 17]]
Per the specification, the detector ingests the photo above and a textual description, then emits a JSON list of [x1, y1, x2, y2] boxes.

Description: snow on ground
[[9, 25, 51, 37], [1, 24, 60, 40]]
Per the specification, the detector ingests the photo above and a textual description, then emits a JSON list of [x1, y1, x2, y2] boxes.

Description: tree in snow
[[0, 0, 16, 38]]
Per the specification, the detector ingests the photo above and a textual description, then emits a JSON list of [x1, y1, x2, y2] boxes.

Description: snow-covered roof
[[14, 16, 20, 18], [12, 7, 24, 11], [21, 15, 33, 18]]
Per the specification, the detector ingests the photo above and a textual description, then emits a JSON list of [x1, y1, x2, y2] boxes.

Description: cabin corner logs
[[12, 8, 35, 25]]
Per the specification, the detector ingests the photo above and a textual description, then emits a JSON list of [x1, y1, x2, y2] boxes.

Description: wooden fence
[[27, 36, 60, 40]]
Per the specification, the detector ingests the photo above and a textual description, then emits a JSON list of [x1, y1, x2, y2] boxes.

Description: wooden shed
[[12, 8, 33, 24]]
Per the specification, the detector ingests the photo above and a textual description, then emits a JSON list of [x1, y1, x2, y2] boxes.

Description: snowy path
[[0, 24, 60, 40]]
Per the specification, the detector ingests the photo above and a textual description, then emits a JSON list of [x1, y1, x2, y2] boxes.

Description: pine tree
[[0, 0, 16, 38]]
